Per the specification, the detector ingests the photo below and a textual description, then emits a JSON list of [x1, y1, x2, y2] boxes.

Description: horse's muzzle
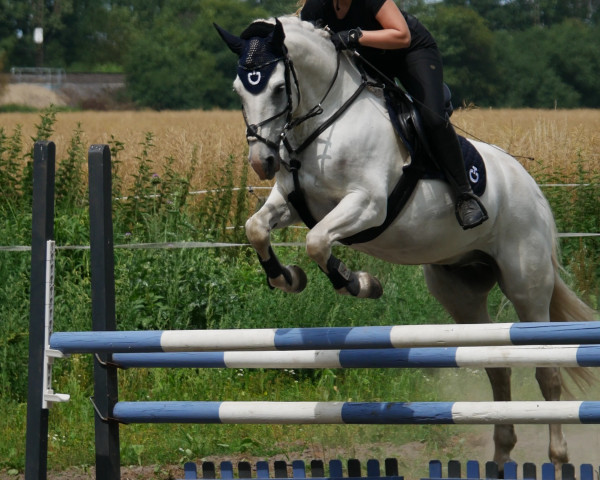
[[248, 145, 281, 180]]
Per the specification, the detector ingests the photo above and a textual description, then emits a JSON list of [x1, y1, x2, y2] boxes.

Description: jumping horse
[[215, 16, 596, 469]]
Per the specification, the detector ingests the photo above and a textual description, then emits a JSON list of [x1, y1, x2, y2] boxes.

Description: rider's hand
[[331, 28, 363, 50]]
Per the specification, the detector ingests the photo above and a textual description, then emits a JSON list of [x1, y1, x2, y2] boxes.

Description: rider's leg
[[396, 48, 488, 229], [426, 121, 488, 229]]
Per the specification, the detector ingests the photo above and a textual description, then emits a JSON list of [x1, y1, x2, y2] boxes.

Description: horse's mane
[[250, 15, 335, 58], [279, 15, 331, 42]]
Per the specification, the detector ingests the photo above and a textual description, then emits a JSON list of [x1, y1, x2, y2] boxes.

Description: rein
[[283, 57, 377, 156]]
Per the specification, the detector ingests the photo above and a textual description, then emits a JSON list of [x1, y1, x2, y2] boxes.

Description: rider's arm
[[359, 0, 411, 49]]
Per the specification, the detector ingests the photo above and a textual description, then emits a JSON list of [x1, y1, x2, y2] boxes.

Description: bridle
[[241, 45, 379, 162], [241, 47, 300, 152]]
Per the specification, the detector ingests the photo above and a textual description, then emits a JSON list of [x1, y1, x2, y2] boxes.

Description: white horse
[[216, 16, 596, 469]]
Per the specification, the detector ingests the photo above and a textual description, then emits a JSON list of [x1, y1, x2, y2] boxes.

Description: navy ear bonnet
[[237, 22, 286, 94]]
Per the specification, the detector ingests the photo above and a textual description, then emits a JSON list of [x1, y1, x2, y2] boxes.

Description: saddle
[[385, 85, 486, 196], [384, 83, 453, 172]]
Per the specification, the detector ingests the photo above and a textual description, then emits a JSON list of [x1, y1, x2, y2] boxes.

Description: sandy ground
[[2, 369, 600, 480], [0, 79, 126, 109], [0, 84, 68, 108]]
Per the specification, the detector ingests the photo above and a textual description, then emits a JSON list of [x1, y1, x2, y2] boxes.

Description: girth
[[287, 161, 420, 246]]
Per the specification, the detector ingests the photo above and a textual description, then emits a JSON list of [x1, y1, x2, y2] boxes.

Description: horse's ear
[[271, 18, 286, 52], [214, 23, 243, 56]]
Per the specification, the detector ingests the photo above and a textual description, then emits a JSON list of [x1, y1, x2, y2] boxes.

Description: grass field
[[0, 108, 598, 187], [0, 108, 599, 479]]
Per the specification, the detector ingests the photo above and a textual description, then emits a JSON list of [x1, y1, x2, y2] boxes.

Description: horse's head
[[215, 19, 294, 180]]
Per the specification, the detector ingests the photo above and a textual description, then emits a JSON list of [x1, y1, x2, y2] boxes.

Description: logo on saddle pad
[[460, 136, 487, 197], [469, 166, 480, 184]]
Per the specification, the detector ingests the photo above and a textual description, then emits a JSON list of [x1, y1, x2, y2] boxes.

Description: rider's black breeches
[[395, 47, 472, 195]]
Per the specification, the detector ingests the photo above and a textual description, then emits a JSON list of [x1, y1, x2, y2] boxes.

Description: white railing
[[10, 67, 66, 86]]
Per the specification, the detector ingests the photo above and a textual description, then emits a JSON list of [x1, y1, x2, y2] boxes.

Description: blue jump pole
[[50, 321, 600, 354], [111, 400, 600, 425], [111, 344, 600, 369]]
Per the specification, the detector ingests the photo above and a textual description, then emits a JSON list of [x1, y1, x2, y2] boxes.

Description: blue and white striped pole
[[111, 344, 600, 369], [111, 400, 600, 425], [50, 321, 600, 353]]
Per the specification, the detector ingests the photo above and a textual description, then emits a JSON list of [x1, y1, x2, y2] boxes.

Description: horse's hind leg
[[536, 367, 569, 468], [424, 262, 518, 469], [495, 243, 569, 468], [485, 368, 517, 469]]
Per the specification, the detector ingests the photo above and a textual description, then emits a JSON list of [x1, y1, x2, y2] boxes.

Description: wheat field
[[0, 108, 598, 189]]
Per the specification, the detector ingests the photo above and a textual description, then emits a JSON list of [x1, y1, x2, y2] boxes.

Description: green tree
[[493, 20, 600, 108], [423, 5, 498, 107], [442, 0, 600, 29], [547, 19, 600, 107], [124, 0, 267, 109], [249, 0, 299, 16]]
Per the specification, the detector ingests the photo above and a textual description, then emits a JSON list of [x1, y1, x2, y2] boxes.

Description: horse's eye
[[273, 84, 286, 95]]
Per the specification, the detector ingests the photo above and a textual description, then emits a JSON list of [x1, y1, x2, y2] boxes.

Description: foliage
[[421, 5, 498, 107], [534, 156, 600, 303], [443, 0, 600, 29], [124, 0, 268, 109], [1, 1, 599, 109], [491, 20, 600, 108]]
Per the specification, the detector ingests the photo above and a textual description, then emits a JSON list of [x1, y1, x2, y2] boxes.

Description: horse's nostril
[[266, 156, 275, 167]]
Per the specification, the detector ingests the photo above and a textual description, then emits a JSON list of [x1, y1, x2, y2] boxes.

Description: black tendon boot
[[427, 123, 488, 230]]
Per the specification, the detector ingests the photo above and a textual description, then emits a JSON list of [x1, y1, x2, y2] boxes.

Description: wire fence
[[2, 184, 598, 252], [2, 233, 599, 253]]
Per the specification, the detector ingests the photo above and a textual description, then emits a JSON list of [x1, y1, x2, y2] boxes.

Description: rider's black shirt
[[300, 0, 437, 77]]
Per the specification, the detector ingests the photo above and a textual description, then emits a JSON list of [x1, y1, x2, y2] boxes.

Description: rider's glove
[[331, 28, 362, 51]]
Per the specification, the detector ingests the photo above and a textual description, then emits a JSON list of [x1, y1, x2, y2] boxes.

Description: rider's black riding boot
[[426, 122, 488, 230]]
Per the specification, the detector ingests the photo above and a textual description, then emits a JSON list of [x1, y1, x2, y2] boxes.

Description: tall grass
[[0, 107, 598, 475]]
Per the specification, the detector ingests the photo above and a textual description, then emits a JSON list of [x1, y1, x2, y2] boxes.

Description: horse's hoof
[[365, 275, 383, 299], [356, 272, 383, 299], [267, 266, 307, 293], [286, 265, 307, 293]]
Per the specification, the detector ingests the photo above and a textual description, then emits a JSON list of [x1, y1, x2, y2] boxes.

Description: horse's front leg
[[245, 188, 307, 293], [306, 192, 384, 299]]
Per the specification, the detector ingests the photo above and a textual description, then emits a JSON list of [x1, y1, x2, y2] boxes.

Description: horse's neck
[[286, 34, 361, 117]]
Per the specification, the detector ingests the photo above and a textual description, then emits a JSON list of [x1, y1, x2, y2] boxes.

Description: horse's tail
[[550, 248, 597, 324], [549, 237, 598, 394]]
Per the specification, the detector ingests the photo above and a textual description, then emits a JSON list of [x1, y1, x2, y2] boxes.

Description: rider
[[298, 0, 488, 230]]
